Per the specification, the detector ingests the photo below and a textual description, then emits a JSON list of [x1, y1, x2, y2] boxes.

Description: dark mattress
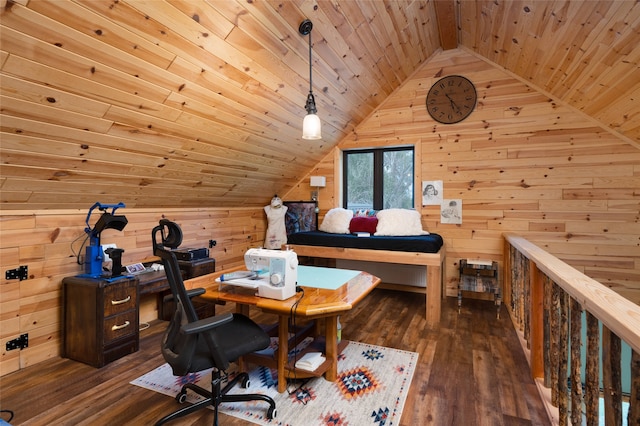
[[287, 231, 444, 253]]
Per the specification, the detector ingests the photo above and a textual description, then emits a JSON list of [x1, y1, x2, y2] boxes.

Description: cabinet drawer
[[104, 310, 137, 343], [103, 281, 137, 316]]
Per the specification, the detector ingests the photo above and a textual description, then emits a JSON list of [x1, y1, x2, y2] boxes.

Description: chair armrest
[[162, 288, 206, 304], [181, 312, 233, 335]]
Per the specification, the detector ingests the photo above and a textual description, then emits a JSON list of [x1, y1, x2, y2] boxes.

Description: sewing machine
[[217, 248, 298, 300]]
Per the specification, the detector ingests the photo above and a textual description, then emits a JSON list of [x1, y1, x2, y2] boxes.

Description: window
[[343, 147, 414, 210]]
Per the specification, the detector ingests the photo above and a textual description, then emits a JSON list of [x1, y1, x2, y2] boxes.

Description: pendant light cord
[[307, 29, 313, 95], [299, 19, 317, 115]]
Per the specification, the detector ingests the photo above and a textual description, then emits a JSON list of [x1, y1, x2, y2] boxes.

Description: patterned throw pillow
[[352, 209, 378, 217]]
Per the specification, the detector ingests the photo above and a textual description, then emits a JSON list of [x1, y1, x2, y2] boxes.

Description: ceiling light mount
[[299, 19, 313, 36], [299, 19, 321, 140]]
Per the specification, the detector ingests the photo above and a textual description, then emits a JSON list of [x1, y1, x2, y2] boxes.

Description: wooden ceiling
[[1, 0, 638, 210]]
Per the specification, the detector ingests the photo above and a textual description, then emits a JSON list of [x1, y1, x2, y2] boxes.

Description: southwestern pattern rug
[[131, 340, 417, 426]]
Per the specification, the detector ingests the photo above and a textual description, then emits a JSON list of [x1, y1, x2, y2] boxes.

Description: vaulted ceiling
[[1, 0, 638, 210]]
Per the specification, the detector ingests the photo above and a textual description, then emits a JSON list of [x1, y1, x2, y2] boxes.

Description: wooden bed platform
[[287, 243, 446, 328]]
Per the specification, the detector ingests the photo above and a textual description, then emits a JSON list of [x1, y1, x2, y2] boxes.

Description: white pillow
[[319, 208, 354, 234], [374, 209, 429, 236]]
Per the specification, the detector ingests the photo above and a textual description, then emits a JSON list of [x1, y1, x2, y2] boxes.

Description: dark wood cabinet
[[62, 275, 139, 367], [62, 258, 214, 367]]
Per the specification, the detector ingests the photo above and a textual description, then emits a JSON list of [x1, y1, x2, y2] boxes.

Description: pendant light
[[299, 19, 321, 140]]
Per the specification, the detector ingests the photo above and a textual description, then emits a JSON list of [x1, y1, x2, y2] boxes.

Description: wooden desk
[[287, 244, 445, 328], [197, 266, 380, 393]]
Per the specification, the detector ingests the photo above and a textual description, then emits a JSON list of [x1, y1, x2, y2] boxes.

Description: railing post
[[602, 326, 622, 425], [512, 245, 522, 328], [558, 289, 569, 425], [585, 312, 599, 426], [570, 297, 583, 425], [520, 253, 527, 333], [503, 239, 512, 310], [524, 257, 531, 345], [543, 275, 552, 389], [551, 283, 560, 407], [530, 259, 544, 380], [630, 350, 639, 424]]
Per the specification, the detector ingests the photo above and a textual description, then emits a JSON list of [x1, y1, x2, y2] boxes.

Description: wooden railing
[[503, 235, 639, 425]]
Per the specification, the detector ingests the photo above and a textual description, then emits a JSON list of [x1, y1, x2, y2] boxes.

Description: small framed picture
[[422, 180, 443, 205], [441, 199, 462, 224], [283, 201, 318, 235], [125, 263, 146, 274]]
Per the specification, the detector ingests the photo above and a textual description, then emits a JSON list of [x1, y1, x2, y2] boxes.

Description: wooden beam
[[434, 0, 458, 50]]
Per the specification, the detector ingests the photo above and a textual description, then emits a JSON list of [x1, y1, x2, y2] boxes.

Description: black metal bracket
[[5, 265, 28, 281], [6, 334, 29, 351]]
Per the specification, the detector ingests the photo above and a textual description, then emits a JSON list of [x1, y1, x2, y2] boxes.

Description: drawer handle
[[111, 321, 130, 331], [111, 295, 131, 305]]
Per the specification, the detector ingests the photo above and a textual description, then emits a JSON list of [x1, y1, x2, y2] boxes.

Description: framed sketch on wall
[[422, 180, 443, 206], [283, 201, 318, 236], [441, 199, 462, 224]]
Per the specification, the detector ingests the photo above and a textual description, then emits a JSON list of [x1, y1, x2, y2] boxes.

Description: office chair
[[152, 219, 276, 425]]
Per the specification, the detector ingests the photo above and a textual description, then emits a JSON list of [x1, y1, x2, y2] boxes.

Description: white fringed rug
[[131, 341, 417, 426]]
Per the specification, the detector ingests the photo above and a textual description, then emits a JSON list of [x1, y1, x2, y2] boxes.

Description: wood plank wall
[[1, 48, 639, 377], [284, 49, 640, 305], [0, 207, 265, 376]]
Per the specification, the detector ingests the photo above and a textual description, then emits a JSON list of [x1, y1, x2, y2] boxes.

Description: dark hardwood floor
[[0, 290, 549, 425]]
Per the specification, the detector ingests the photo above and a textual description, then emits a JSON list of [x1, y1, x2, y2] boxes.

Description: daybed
[[286, 208, 445, 328]]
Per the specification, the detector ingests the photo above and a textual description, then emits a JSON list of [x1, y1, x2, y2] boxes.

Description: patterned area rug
[[131, 340, 417, 426]]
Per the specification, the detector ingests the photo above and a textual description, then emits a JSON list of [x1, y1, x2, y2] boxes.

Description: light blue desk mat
[[297, 265, 360, 290]]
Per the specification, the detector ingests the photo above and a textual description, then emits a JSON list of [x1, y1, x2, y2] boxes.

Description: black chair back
[[151, 219, 276, 425], [151, 220, 227, 373]]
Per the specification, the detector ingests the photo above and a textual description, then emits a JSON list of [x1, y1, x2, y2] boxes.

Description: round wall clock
[[426, 75, 477, 124]]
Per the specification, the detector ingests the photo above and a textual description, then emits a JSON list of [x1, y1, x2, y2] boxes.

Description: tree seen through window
[[343, 147, 414, 211]]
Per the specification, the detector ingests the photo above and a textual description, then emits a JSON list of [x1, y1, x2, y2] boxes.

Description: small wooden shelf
[[243, 322, 349, 381], [243, 321, 317, 371], [285, 337, 349, 379]]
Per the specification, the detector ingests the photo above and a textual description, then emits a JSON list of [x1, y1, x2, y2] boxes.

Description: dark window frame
[[342, 146, 415, 211]]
